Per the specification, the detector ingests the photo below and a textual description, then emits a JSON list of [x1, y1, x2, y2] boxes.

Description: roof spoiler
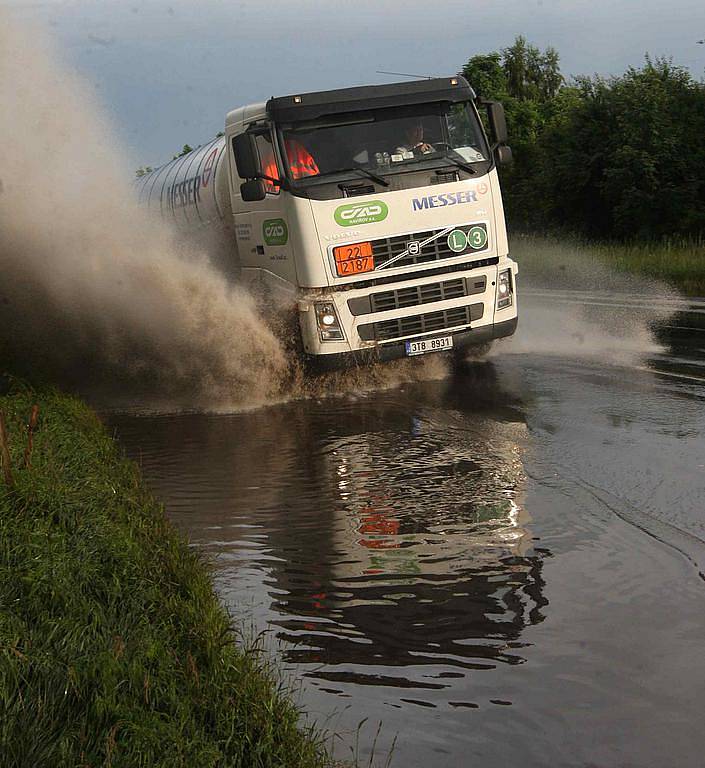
[[266, 77, 475, 123]]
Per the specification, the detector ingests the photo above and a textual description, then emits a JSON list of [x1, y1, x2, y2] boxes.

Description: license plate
[[405, 335, 454, 356]]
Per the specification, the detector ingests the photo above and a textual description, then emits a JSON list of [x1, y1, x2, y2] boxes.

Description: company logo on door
[[334, 201, 389, 227], [263, 218, 288, 246]]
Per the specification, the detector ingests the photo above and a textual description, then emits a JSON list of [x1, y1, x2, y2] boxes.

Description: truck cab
[[226, 76, 518, 366]]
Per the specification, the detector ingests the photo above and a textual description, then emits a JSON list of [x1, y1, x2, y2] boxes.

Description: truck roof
[[267, 75, 475, 122], [225, 102, 267, 129], [268, 76, 474, 122], [224, 77, 474, 129]]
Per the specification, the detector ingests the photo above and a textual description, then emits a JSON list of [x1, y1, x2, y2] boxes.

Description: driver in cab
[[396, 121, 435, 158]]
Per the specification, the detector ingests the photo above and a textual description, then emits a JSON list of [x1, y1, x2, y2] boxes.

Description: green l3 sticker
[[467, 225, 488, 249], [447, 229, 467, 253]]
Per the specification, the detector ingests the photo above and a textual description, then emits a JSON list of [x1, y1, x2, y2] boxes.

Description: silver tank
[[134, 136, 231, 229]]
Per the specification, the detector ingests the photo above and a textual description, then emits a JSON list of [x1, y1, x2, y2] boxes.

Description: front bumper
[[301, 258, 515, 346], [306, 316, 518, 371]]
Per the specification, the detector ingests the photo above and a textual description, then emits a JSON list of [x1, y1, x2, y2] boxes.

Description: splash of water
[[496, 235, 685, 366], [0, 10, 289, 407], [0, 13, 680, 411], [0, 11, 452, 410]]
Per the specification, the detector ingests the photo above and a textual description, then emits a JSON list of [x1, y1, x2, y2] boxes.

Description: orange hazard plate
[[333, 241, 374, 276]]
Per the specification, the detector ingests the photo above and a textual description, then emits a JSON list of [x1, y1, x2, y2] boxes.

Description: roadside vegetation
[[0, 382, 329, 767], [464, 38, 705, 294], [512, 233, 705, 296], [583, 238, 705, 296]]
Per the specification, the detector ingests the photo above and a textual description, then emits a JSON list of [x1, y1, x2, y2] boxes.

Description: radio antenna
[[376, 70, 434, 80]]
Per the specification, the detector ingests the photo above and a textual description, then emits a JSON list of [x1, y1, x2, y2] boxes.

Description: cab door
[[230, 123, 297, 296]]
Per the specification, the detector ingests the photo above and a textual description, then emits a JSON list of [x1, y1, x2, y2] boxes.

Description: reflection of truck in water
[[136, 77, 517, 367]]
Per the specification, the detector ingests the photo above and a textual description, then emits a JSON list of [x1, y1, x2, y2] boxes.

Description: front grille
[[341, 256, 499, 290], [371, 222, 488, 270], [358, 303, 484, 342], [348, 276, 487, 316], [373, 278, 466, 312]]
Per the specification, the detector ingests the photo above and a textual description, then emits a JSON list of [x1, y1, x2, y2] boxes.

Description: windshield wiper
[[439, 155, 477, 175], [323, 165, 390, 187], [394, 153, 477, 175]]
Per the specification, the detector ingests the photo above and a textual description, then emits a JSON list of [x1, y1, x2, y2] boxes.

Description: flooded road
[[105, 292, 705, 767]]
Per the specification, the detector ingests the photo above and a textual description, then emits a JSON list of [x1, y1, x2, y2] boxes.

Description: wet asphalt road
[[106, 292, 705, 767]]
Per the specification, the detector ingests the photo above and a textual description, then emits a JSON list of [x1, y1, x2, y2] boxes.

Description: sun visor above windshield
[[267, 77, 475, 123]]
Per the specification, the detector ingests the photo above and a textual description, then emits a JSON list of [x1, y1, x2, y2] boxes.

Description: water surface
[[106, 294, 705, 767]]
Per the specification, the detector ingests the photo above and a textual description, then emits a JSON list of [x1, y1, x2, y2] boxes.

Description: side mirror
[[232, 133, 262, 180], [486, 101, 508, 147], [495, 145, 513, 166], [240, 179, 267, 202]]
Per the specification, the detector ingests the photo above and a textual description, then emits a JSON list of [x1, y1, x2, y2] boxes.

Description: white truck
[[136, 76, 517, 368]]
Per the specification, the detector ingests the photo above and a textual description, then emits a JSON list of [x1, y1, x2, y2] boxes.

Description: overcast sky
[[6, 0, 705, 166]]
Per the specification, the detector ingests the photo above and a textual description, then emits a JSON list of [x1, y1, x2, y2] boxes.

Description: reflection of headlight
[[315, 301, 344, 341], [497, 269, 513, 309]]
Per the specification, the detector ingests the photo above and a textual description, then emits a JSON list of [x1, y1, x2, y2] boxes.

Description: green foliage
[[536, 58, 705, 239], [135, 166, 153, 177], [463, 37, 564, 226], [462, 38, 705, 244], [462, 52, 508, 102], [512, 232, 705, 296], [502, 36, 563, 102], [463, 36, 563, 148], [173, 144, 193, 160], [0, 386, 329, 768]]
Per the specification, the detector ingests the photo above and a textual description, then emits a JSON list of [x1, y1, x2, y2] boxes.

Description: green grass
[[0, 381, 330, 768], [585, 239, 705, 296], [511, 233, 705, 296]]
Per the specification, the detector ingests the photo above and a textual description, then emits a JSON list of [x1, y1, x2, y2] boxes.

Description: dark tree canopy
[[463, 39, 705, 241]]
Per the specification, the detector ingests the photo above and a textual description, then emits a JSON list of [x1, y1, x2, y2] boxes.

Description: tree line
[[463, 37, 705, 241], [136, 43, 704, 243]]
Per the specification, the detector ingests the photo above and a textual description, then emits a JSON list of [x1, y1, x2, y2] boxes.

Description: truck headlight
[[315, 301, 344, 341], [496, 269, 513, 309]]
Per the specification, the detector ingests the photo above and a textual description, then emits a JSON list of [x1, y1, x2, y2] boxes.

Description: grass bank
[[511, 233, 705, 296], [0, 382, 329, 767]]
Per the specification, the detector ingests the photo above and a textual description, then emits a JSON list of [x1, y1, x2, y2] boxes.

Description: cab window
[[251, 128, 280, 195]]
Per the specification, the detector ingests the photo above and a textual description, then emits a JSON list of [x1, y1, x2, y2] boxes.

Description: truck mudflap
[[307, 316, 518, 372]]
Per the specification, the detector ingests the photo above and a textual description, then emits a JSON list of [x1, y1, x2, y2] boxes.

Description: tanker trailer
[[135, 76, 518, 368]]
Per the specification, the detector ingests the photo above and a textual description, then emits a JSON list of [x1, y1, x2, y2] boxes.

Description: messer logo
[[334, 201, 389, 227]]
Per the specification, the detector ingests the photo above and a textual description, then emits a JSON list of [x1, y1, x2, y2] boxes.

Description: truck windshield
[[278, 102, 488, 182]]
